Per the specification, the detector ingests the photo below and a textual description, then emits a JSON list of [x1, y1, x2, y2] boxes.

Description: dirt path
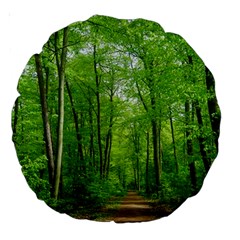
[[113, 191, 159, 223], [68, 190, 175, 222]]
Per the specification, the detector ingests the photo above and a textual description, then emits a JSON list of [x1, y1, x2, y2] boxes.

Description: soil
[[69, 191, 176, 223], [111, 191, 174, 223]]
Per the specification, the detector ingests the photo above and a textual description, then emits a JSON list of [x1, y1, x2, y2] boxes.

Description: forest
[[12, 15, 220, 220]]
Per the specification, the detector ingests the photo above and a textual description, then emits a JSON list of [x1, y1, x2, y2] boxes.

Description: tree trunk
[[65, 80, 85, 174], [158, 120, 163, 178], [150, 89, 160, 193], [88, 95, 96, 172], [185, 100, 197, 193], [205, 66, 221, 152], [103, 128, 113, 178], [103, 130, 111, 178], [34, 54, 55, 195], [151, 118, 160, 192], [93, 44, 103, 178], [169, 106, 178, 173], [133, 165, 137, 190], [195, 100, 211, 173], [12, 97, 19, 144], [103, 91, 114, 178], [53, 27, 69, 199], [145, 131, 150, 194], [131, 125, 140, 191], [147, 60, 161, 193], [136, 134, 140, 191], [106, 132, 112, 179]]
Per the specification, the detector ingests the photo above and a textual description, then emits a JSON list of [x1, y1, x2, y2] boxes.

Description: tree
[[65, 80, 85, 173], [185, 100, 197, 193], [205, 66, 221, 152], [169, 105, 178, 173], [12, 97, 19, 144], [53, 26, 69, 199], [34, 54, 55, 194], [14, 16, 220, 215]]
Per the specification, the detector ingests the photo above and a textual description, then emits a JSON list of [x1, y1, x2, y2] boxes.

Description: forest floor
[[110, 191, 178, 223], [68, 191, 177, 222], [111, 191, 160, 223]]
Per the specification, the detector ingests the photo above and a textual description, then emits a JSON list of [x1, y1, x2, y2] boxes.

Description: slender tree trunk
[[34, 54, 55, 195], [169, 106, 178, 173], [151, 118, 160, 192], [53, 27, 69, 199], [136, 134, 140, 191], [133, 165, 137, 190], [65, 80, 85, 174], [205, 66, 221, 152], [158, 121, 162, 177], [43, 64, 50, 99], [195, 100, 211, 173], [12, 97, 19, 144], [131, 126, 140, 191], [88, 96, 96, 172], [103, 128, 113, 178], [185, 100, 197, 193], [103, 130, 111, 178], [150, 90, 160, 192], [103, 91, 114, 178], [145, 131, 150, 194], [147, 60, 161, 193], [136, 80, 148, 112], [135, 154, 140, 191], [93, 44, 103, 178], [106, 132, 112, 179]]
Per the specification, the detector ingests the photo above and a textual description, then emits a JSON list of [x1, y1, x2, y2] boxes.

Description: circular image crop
[[12, 15, 220, 223]]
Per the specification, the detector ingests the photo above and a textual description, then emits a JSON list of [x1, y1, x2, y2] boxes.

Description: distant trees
[[13, 16, 220, 209]]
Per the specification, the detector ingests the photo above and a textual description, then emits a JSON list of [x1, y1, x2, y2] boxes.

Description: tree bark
[[136, 134, 140, 191], [53, 26, 69, 199], [65, 80, 85, 174], [145, 131, 150, 194], [93, 44, 103, 178], [169, 106, 178, 173], [12, 97, 19, 144], [158, 120, 163, 178], [151, 118, 160, 192], [195, 100, 211, 173], [88, 94, 96, 172], [150, 88, 161, 193], [205, 66, 221, 152], [106, 131, 112, 179], [133, 57, 161, 192], [103, 91, 114, 178], [185, 100, 197, 193], [34, 54, 55, 194], [131, 124, 140, 191], [146, 58, 161, 193]]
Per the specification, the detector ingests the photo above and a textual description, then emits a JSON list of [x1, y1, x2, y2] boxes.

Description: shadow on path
[[113, 191, 159, 223]]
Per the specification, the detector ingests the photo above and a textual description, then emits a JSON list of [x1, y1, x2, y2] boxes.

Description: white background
[[1, 0, 240, 239]]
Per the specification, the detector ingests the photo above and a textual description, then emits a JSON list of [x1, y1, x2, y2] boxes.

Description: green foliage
[[13, 15, 220, 217], [160, 170, 192, 203], [87, 178, 125, 204], [21, 155, 50, 200]]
